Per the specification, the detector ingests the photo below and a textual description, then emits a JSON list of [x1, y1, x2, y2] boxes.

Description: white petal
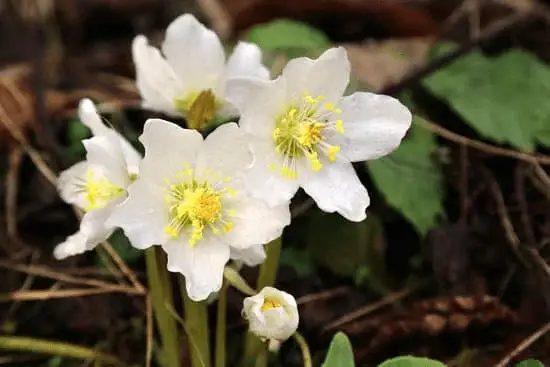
[[336, 92, 412, 161], [282, 47, 349, 104], [57, 161, 89, 209], [244, 140, 299, 207], [162, 14, 225, 92], [78, 98, 110, 136], [163, 237, 230, 301], [224, 77, 271, 118], [54, 231, 89, 260], [79, 204, 117, 244], [230, 244, 266, 267], [195, 123, 251, 186], [132, 35, 183, 115], [54, 205, 115, 260], [106, 179, 168, 249], [139, 119, 203, 185], [83, 135, 128, 188], [302, 161, 370, 222], [237, 77, 287, 137], [226, 42, 270, 80], [78, 99, 142, 174], [224, 198, 290, 249]]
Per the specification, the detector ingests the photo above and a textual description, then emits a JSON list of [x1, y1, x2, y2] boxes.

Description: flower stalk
[[215, 281, 229, 367], [145, 247, 180, 367], [181, 278, 212, 367]]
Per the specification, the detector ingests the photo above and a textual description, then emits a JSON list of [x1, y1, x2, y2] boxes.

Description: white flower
[[54, 99, 141, 260], [107, 119, 290, 301], [55, 137, 138, 260], [132, 13, 269, 130], [243, 287, 299, 343], [231, 47, 412, 222]]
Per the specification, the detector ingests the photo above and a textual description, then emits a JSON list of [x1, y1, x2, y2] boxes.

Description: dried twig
[[323, 279, 431, 331], [0, 260, 143, 293], [495, 322, 550, 367], [297, 286, 351, 305], [417, 118, 550, 165], [0, 287, 141, 302], [6, 145, 23, 240]]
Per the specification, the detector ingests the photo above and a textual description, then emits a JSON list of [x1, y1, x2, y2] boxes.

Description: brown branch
[[495, 322, 550, 367]]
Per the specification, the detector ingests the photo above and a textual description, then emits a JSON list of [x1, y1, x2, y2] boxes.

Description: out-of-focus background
[[2, 0, 550, 365]]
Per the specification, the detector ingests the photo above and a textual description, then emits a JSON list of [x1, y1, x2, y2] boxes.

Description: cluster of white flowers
[[55, 13, 411, 343]]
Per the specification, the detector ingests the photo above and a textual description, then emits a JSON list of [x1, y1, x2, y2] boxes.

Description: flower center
[[261, 297, 282, 312], [84, 168, 125, 211], [174, 89, 221, 130], [164, 166, 235, 246], [272, 93, 345, 179]]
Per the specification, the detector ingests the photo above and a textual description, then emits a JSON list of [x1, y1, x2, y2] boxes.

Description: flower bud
[[242, 287, 299, 343]]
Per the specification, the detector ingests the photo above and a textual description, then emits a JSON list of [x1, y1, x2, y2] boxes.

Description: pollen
[[84, 168, 125, 211], [173, 89, 221, 130], [163, 167, 234, 246], [261, 297, 282, 312], [271, 93, 345, 178]]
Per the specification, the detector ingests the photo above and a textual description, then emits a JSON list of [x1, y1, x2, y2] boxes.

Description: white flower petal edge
[[226, 42, 270, 81], [230, 244, 266, 267], [162, 13, 225, 92], [302, 161, 370, 222], [108, 119, 291, 300], [163, 237, 230, 301], [233, 47, 411, 221], [78, 98, 142, 174], [132, 36, 183, 116], [335, 92, 413, 161], [242, 287, 299, 342]]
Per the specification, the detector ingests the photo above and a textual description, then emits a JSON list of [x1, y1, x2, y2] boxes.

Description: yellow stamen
[[271, 92, 345, 178], [173, 89, 221, 130], [84, 168, 124, 211], [261, 298, 282, 312], [327, 146, 340, 162], [164, 167, 235, 246]]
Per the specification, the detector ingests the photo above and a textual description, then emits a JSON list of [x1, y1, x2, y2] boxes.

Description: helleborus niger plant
[[133, 13, 269, 130], [55, 99, 141, 259], [52, 11, 413, 367], [232, 47, 412, 221], [107, 119, 290, 301]]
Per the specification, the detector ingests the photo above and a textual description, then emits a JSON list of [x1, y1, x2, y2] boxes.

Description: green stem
[[293, 332, 312, 367], [145, 247, 180, 367], [256, 237, 282, 290], [181, 278, 212, 367], [0, 336, 124, 365], [242, 237, 283, 367], [215, 282, 229, 367]]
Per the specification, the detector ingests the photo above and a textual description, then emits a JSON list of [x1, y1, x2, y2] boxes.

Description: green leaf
[[67, 119, 91, 144], [280, 247, 316, 278], [378, 356, 446, 367], [243, 19, 330, 55], [322, 332, 355, 367], [307, 212, 393, 293], [368, 121, 444, 235], [423, 44, 550, 151], [515, 360, 545, 367]]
